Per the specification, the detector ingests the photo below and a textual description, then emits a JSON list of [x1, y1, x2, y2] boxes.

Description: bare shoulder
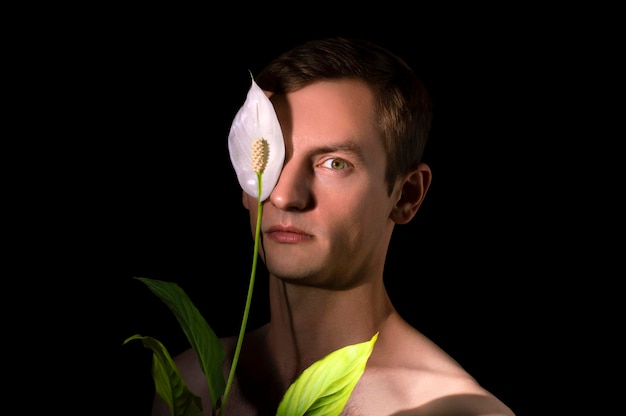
[[343, 315, 515, 415], [151, 336, 238, 416], [173, 347, 210, 392], [393, 393, 516, 416], [175, 335, 239, 391], [350, 368, 515, 415], [150, 347, 210, 416]]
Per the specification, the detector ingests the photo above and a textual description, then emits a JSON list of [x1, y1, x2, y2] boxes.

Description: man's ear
[[390, 162, 432, 224]]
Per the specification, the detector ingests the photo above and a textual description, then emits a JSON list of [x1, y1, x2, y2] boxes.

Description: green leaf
[[124, 335, 203, 416], [134, 277, 226, 411], [276, 332, 379, 416]]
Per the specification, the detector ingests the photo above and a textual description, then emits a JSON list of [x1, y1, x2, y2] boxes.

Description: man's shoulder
[[348, 318, 515, 415], [398, 393, 516, 416], [173, 334, 239, 371], [350, 368, 514, 415]]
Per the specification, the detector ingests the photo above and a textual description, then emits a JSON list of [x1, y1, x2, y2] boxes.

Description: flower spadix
[[228, 74, 285, 201]]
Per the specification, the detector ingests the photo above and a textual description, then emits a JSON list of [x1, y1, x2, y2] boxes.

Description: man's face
[[242, 79, 399, 289]]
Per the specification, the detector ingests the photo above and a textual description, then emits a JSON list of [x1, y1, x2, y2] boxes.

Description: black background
[[33, 7, 608, 416]]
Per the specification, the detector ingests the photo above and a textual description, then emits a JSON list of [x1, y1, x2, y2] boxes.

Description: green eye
[[331, 159, 346, 169], [323, 158, 348, 170]]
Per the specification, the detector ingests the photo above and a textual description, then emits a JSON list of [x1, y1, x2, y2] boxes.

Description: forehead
[[269, 79, 379, 149]]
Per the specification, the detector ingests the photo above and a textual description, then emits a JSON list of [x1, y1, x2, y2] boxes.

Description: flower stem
[[220, 172, 263, 416]]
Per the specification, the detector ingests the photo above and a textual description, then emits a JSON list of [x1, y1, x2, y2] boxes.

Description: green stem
[[220, 172, 263, 416]]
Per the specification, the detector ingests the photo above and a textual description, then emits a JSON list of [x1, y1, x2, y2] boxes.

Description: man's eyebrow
[[315, 140, 366, 163]]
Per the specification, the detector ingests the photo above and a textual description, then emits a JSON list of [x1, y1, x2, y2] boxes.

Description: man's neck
[[262, 276, 394, 375]]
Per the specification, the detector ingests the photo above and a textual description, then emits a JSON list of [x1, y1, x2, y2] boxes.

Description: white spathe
[[228, 76, 285, 201]]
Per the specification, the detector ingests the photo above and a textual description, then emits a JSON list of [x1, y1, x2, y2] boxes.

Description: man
[[153, 37, 515, 416]]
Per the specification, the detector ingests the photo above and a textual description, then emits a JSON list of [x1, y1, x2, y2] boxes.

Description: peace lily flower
[[228, 73, 285, 201], [219, 73, 285, 415]]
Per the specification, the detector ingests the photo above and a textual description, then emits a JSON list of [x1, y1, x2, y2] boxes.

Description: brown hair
[[256, 37, 432, 194]]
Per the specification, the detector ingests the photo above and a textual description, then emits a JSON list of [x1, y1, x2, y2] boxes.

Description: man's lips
[[265, 225, 313, 243]]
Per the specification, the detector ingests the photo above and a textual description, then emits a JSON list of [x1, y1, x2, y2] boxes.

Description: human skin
[[153, 79, 514, 416], [246, 79, 402, 291]]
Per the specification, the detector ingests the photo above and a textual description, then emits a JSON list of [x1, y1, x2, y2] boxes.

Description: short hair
[[256, 37, 433, 194]]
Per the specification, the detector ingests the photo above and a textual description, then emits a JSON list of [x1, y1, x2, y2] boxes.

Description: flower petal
[[228, 75, 285, 201]]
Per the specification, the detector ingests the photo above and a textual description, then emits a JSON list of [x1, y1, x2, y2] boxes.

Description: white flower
[[228, 75, 285, 201]]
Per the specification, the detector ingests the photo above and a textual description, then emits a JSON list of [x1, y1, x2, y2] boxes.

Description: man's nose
[[268, 160, 311, 211]]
